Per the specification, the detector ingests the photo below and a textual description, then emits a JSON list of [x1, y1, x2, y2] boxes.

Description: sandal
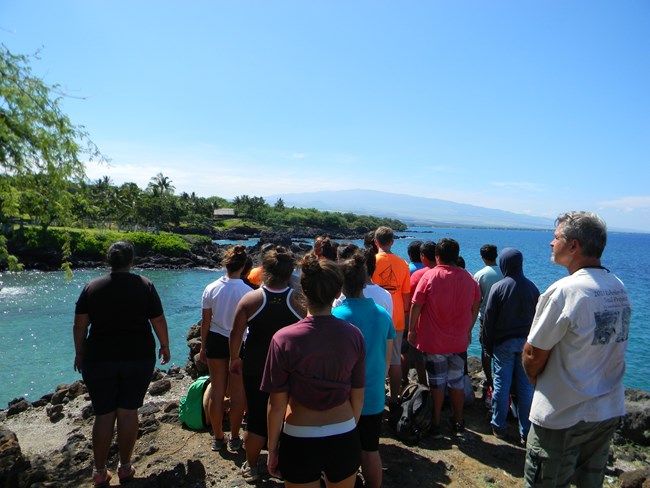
[[118, 464, 136, 484], [93, 468, 112, 487]]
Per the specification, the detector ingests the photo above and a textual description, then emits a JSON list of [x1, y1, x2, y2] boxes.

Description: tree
[[274, 198, 285, 211], [0, 44, 102, 191], [0, 44, 104, 267], [148, 173, 175, 197]]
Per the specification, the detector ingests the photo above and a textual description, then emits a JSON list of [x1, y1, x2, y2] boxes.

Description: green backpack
[[178, 375, 210, 430]]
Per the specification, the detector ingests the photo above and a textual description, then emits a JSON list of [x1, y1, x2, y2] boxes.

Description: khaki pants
[[524, 417, 620, 488]]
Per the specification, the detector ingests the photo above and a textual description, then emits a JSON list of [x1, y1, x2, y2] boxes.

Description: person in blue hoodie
[[482, 247, 540, 444]]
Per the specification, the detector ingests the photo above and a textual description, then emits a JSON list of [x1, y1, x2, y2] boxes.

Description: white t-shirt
[[527, 268, 631, 429], [333, 284, 394, 315], [201, 276, 252, 337]]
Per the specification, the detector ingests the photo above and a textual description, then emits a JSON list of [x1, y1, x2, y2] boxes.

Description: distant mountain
[[265, 189, 554, 230]]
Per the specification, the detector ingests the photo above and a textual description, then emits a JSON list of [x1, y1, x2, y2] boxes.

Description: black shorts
[[279, 428, 361, 483], [243, 373, 269, 437], [82, 359, 155, 416], [205, 331, 230, 359], [358, 413, 382, 452]]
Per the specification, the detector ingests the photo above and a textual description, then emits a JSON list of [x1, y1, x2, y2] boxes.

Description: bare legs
[[207, 358, 228, 440], [388, 364, 402, 403], [92, 408, 139, 471], [92, 412, 117, 471], [244, 431, 267, 470], [206, 357, 245, 441], [361, 450, 382, 488]]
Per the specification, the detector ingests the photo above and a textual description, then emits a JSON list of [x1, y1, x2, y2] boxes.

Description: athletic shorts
[[279, 423, 361, 483], [423, 352, 465, 389], [390, 330, 404, 366], [205, 331, 230, 359], [82, 359, 155, 416], [358, 413, 383, 452], [243, 373, 269, 437]]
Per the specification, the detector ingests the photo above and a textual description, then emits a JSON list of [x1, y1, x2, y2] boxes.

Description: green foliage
[[7, 254, 24, 272], [0, 44, 104, 229], [126, 232, 191, 256]]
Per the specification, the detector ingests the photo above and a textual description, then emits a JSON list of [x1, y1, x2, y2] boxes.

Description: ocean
[[1, 226, 648, 406]]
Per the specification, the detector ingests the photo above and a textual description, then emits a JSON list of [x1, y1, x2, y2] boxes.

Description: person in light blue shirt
[[473, 244, 503, 393], [333, 251, 395, 488]]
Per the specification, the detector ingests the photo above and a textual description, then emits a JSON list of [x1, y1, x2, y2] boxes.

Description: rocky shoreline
[[2, 322, 650, 488], [10, 231, 321, 272]]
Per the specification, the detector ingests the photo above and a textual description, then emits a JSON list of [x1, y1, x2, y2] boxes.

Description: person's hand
[[159, 345, 170, 365], [73, 354, 83, 373], [267, 446, 281, 479], [407, 329, 417, 347], [230, 357, 242, 375], [199, 347, 207, 364]]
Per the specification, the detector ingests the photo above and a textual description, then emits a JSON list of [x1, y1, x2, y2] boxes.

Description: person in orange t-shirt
[[371, 226, 410, 414]]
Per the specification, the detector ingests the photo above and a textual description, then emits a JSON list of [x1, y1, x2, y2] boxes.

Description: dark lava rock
[[149, 378, 172, 396]]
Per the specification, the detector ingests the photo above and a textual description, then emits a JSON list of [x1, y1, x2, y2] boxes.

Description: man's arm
[[522, 342, 551, 387]]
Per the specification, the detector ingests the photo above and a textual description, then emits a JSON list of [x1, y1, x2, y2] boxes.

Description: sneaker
[[449, 418, 465, 437], [429, 424, 443, 439], [211, 435, 226, 451], [93, 468, 112, 487], [228, 434, 243, 452], [241, 461, 261, 483], [118, 464, 135, 484]]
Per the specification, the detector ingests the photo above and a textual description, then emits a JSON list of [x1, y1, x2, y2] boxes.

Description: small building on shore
[[213, 208, 235, 218]]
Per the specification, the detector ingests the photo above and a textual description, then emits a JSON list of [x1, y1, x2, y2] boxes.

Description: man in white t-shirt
[[522, 212, 631, 487]]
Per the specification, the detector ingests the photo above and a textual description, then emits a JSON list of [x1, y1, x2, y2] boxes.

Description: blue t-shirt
[[409, 262, 425, 274], [333, 298, 396, 415]]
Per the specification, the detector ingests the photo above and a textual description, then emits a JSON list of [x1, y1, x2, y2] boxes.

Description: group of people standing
[[74, 211, 631, 488]]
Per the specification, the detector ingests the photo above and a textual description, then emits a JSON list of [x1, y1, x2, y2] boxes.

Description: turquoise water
[[1, 227, 648, 406]]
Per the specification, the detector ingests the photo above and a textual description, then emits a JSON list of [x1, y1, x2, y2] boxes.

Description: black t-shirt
[[75, 272, 164, 362]]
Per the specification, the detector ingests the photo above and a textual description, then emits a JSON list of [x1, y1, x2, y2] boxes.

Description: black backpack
[[395, 383, 433, 444]]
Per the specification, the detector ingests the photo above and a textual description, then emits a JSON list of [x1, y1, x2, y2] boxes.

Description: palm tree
[[148, 173, 175, 197]]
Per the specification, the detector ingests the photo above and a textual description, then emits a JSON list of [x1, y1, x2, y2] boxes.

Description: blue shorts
[[82, 359, 155, 415], [423, 353, 465, 389]]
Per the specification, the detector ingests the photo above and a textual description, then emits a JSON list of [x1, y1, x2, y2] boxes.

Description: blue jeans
[[491, 337, 533, 438]]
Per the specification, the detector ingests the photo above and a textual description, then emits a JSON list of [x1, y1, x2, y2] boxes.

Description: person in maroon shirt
[[262, 253, 366, 487]]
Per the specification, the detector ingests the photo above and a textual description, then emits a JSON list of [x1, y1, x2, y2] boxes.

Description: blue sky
[[2, 1, 649, 231]]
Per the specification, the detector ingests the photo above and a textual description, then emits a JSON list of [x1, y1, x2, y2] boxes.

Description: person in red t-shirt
[[408, 238, 480, 439]]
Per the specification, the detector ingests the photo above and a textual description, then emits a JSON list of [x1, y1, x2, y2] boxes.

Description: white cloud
[[598, 196, 650, 212]]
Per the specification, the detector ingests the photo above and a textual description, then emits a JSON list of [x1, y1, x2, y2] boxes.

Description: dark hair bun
[[300, 253, 322, 275]]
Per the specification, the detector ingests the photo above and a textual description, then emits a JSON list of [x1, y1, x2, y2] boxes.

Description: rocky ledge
[[1, 325, 649, 488]]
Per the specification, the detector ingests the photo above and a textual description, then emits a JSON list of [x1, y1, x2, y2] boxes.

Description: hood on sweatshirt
[[499, 247, 524, 278]]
